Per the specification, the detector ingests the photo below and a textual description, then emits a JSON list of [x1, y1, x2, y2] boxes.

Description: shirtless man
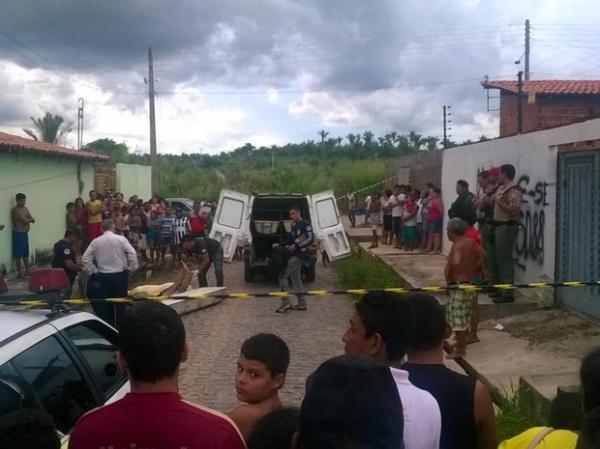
[[229, 333, 289, 442], [445, 218, 484, 359], [11, 193, 35, 278]]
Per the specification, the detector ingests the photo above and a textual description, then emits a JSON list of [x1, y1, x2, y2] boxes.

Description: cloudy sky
[[1, 0, 600, 154]]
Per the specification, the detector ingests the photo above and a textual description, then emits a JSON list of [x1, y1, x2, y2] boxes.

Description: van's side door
[[209, 190, 252, 262], [309, 191, 351, 261]]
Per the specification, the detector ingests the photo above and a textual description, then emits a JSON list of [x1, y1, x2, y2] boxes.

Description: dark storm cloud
[[0, 0, 530, 140]]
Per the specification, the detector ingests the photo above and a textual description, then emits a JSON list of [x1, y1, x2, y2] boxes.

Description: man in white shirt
[[83, 218, 139, 327], [342, 291, 441, 449], [387, 184, 406, 249]]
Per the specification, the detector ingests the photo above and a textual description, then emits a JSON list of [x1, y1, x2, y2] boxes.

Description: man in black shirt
[[52, 228, 82, 293], [195, 236, 224, 287], [402, 293, 497, 449], [448, 180, 476, 226]]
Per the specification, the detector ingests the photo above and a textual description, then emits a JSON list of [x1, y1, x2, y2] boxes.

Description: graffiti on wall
[[515, 175, 551, 267]]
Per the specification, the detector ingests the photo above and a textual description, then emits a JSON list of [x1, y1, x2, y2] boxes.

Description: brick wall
[[499, 93, 600, 136]]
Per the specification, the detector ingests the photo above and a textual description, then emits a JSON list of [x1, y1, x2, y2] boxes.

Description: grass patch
[[495, 386, 540, 443], [335, 246, 408, 290]]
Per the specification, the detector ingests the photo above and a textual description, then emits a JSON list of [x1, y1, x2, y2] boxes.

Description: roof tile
[[0, 132, 108, 161], [481, 79, 600, 95]]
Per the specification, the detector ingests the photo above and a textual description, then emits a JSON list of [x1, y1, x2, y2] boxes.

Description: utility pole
[[76, 97, 84, 150], [443, 105, 452, 149], [524, 19, 531, 81], [148, 47, 159, 194], [517, 71, 524, 134]]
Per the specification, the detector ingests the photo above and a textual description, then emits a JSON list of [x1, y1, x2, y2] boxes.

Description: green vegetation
[[23, 112, 73, 145], [495, 386, 540, 443], [335, 246, 407, 290], [84, 130, 442, 200]]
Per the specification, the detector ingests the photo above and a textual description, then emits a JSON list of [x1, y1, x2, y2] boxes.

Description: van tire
[[244, 259, 254, 283]]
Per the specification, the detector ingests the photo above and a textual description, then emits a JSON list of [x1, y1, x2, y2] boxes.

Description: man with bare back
[[445, 217, 484, 359]]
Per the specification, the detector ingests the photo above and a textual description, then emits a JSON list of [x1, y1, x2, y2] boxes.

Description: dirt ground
[[481, 308, 600, 359]]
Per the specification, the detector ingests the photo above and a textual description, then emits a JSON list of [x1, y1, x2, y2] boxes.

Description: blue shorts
[[402, 225, 418, 243], [12, 231, 29, 259], [430, 219, 443, 234]]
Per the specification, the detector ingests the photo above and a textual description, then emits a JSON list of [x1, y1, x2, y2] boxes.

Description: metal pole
[[148, 47, 159, 194], [443, 105, 447, 149], [517, 71, 524, 134], [524, 19, 530, 81], [77, 98, 84, 150]]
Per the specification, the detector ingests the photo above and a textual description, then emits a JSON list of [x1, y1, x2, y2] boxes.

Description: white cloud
[[266, 88, 280, 104]]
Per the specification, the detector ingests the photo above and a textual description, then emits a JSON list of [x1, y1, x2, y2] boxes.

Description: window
[[217, 197, 244, 228], [316, 198, 339, 229], [65, 320, 126, 398], [11, 336, 96, 433]]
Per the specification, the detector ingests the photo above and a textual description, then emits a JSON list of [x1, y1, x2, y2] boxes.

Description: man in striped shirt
[[172, 209, 190, 263]]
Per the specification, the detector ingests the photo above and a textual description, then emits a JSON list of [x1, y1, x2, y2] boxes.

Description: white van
[[209, 190, 351, 281]]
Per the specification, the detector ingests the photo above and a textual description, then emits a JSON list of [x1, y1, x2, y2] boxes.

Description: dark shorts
[[430, 219, 443, 234], [12, 231, 29, 259], [147, 229, 160, 247], [392, 217, 402, 235], [383, 214, 393, 231]]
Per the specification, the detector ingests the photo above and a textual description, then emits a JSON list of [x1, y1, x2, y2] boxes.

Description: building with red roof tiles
[[482, 79, 600, 137]]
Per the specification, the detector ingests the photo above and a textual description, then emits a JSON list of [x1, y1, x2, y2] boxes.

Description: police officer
[[51, 227, 82, 297], [195, 236, 224, 287], [276, 206, 314, 313]]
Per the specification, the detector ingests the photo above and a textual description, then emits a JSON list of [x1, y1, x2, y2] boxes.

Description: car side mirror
[[0, 378, 25, 415]]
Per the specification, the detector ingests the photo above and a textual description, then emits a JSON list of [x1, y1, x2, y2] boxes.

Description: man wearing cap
[[490, 164, 522, 303]]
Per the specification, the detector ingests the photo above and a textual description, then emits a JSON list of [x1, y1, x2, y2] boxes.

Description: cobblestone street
[[179, 259, 354, 413]]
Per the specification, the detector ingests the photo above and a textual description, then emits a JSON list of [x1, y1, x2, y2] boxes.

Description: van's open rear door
[[209, 190, 251, 262], [309, 191, 351, 261]]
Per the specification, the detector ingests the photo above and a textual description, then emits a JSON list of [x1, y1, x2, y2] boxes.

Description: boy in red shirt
[[69, 302, 244, 449], [229, 333, 289, 442], [464, 220, 484, 344]]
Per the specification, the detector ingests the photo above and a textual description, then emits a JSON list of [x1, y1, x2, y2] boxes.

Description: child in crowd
[[229, 333, 290, 442], [159, 206, 176, 265], [121, 205, 131, 240], [66, 202, 78, 229], [113, 204, 124, 235], [172, 208, 190, 264], [368, 192, 382, 249], [402, 191, 419, 251], [147, 210, 161, 264]]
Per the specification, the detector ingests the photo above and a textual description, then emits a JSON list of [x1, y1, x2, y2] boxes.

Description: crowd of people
[[348, 182, 445, 253], [1, 292, 598, 449], [347, 164, 523, 359], [65, 189, 215, 265]]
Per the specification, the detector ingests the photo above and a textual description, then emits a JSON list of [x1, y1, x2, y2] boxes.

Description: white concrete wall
[[441, 118, 600, 284], [116, 163, 151, 200]]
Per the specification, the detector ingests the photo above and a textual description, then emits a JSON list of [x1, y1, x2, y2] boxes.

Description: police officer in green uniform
[[490, 164, 522, 303]]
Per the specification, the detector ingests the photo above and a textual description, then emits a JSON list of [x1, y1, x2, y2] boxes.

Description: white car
[[0, 306, 128, 439]]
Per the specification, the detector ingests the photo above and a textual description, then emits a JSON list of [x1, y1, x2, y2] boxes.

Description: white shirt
[[416, 199, 424, 224], [365, 195, 372, 210], [390, 367, 441, 449], [389, 193, 405, 217], [82, 230, 139, 274]]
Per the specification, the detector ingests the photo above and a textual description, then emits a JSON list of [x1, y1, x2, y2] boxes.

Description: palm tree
[[424, 136, 440, 151], [408, 131, 425, 151], [23, 112, 73, 145], [318, 129, 329, 144]]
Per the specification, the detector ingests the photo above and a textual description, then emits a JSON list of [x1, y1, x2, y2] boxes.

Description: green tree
[[408, 131, 425, 151], [424, 136, 440, 151], [85, 138, 130, 162], [23, 112, 73, 145], [318, 129, 329, 144]]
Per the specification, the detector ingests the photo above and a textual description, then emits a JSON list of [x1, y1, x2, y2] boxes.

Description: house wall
[[116, 163, 152, 200], [387, 151, 443, 190], [499, 92, 600, 136], [0, 152, 94, 271], [441, 118, 600, 291]]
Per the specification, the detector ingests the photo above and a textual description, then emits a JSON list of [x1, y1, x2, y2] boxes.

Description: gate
[[557, 151, 600, 319]]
